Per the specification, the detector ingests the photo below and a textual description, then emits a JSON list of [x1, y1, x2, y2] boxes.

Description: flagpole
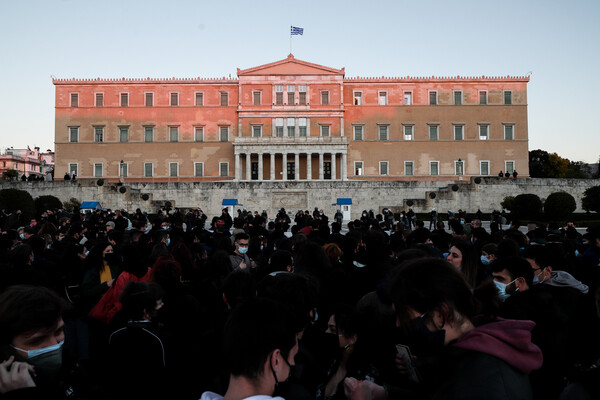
[[290, 30, 292, 54]]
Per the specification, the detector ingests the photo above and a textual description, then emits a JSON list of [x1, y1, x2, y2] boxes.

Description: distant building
[[53, 54, 529, 182], [0, 147, 55, 180]]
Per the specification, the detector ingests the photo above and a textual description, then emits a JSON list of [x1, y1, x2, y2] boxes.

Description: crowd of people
[[0, 204, 599, 400]]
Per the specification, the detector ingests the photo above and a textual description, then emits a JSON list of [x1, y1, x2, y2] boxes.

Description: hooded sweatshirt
[[544, 270, 589, 294]]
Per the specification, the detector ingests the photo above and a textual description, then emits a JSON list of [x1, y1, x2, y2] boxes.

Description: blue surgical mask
[[166, 238, 170, 246], [19, 233, 25, 240], [494, 279, 518, 302], [260, 245, 264, 252], [12, 340, 64, 360], [480, 255, 490, 265], [238, 247, 248, 255], [575, 250, 580, 257]]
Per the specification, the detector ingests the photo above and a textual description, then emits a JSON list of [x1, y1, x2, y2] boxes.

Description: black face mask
[[271, 354, 294, 391], [403, 313, 446, 356], [104, 253, 119, 265]]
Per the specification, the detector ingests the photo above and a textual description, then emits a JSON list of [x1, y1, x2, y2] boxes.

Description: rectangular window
[[320, 125, 330, 137], [479, 91, 487, 105], [353, 125, 363, 141], [144, 126, 154, 142], [404, 92, 412, 105], [479, 124, 489, 140], [504, 90, 512, 105], [321, 91, 329, 105], [195, 127, 204, 142], [298, 118, 307, 137], [287, 118, 295, 137], [194, 162, 204, 177], [253, 91, 261, 105], [220, 92, 228, 106], [299, 86, 307, 105], [378, 91, 387, 105], [95, 93, 103, 107], [169, 162, 178, 177], [429, 125, 439, 141], [220, 126, 229, 142], [505, 161, 515, 174], [275, 118, 284, 137], [430, 161, 439, 176], [276, 86, 283, 105], [405, 161, 414, 176], [69, 127, 79, 142], [119, 127, 129, 142], [287, 86, 295, 104], [170, 92, 179, 106], [144, 162, 153, 177], [252, 125, 262, 138], [454, 91, 462, 105], [454, 125, 464, 141], [169, 126, 179, 142], [403, 125, 414, 141], [120, 93, 129, 107], [378, 125, 389, 141], [94, 127, 104, 142], [220, 162, 229, 177], [68, 163, 78, 176], [504, 124, 514, 140], [379, 161, 389, 176], [121, 163, 128, 178], [353, 92, 362, 105], [195, 92, 204, 106], [429, 91, 437, 105], [354, 161, 364, 176], [94, 163, 103, 177], [480, 161, 490, 176], [70, 93, 79, 107], [145, 92, 154, 107]]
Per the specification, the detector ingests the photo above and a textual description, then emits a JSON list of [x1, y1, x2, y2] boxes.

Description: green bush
[[544, 192, 576, 220], [501, 196, 516, 211], [63, 197, 81, 213], [34, 195, 63, 215], [0, 189, 35, 218], [511, 194, 543, 219], [582, 186, 600, 213]]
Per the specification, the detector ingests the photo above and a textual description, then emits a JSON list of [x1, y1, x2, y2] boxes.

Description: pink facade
[[0, 147, 55, 179]]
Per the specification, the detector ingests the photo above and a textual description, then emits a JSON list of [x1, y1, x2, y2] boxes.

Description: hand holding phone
[[396, 344, 419, 383]]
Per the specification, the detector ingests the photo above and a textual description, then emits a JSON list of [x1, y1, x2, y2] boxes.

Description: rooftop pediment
[[237, 54, 344, 76]]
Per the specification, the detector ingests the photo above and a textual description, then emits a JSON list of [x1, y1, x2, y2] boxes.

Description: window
[[430, 161, 439, 176], [320, 125, 330, 137], [253, 91, 261, 105], [190, 92, 201, 107], [69, 127, 79, 142], [144, 163, 153, 177], [378, 125, 389, 140], [353, 92, 362, 105], [505, 161, 515, 174], [169, 162, 178, 177], [275, 118, 284, 137], [252, 125, 262, 138], [287, 86, 295, 104], [504, 90, 512, 105], [353, 125, 364, 140], [378, 91, 387, 105], [298, 118, 307, 137], [121, 163, 128, 178], [170, 92, 179, 106], [119, 127, 129, 142], [68, 163, 78, 177], [504, 124, 514, 140], [70, 93, 79, 107], [169, 126, 179, 142], [321, 91, 329, 105], [454, 91, 462, 105], [220, 162, 229, 177], [195, 127, 204, 142], [219, 126, 229, 142], [94, 163, 103, 177], [479, 124, 489, 140], [405, 161, 414, 176], [220, 92, 228, 106], [404, 92, 412, 105], [95, 93, 103, 107], [354, 161, 364, 176], [455, 160, 465, 175], [120, 93, 129, 107], [429, 91, 437, 105], [299, 86, 307, 105], [379, 161, 389, 176], [429, 125, 439, 141], [276, 86, 283, 105], [403, 125, 414, 141], [144, 126, 154, 142], [454, 125, 464, 141], [194, 162, 204, 177], [145, 92, 154, 107], [479, 91, 487, 105], [287, 118, 295, 137], [94, 127, 104, 142], [480, 161, 490, 176]]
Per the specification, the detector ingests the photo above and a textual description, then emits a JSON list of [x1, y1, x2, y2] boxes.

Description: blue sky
[[1, 0, 599, 163]]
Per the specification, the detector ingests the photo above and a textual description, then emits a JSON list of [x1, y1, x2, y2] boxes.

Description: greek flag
[[290, 26, 303, 35]]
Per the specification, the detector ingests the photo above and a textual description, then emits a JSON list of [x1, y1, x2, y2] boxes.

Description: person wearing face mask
[[230, 233, 256, 272], [81, 242, 120, 314]]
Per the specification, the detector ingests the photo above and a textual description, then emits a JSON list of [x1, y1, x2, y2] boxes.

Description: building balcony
[[233, 136, 348, 145]]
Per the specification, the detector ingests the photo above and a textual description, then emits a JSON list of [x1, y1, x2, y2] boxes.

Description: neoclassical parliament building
[[54, 55, 530, 183]]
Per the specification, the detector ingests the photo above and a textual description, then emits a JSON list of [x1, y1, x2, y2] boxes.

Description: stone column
[[331, 153, 336, 180], [258, 152, 263, 181], [235, 153, 241, 181], [246, 153, 251, 181], [294, 153, 300, 180], [307, 153, 312, 180], [282, 153, 287, 181], [342, 153, 347, 181], [319, 152, 324, 180], [270, 153, 275, 180]]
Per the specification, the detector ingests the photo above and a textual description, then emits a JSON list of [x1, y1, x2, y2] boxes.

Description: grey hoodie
[[544, 270, 589, 294]]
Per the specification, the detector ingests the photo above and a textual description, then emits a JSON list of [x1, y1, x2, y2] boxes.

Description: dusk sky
[[1, 0, 598, 163]]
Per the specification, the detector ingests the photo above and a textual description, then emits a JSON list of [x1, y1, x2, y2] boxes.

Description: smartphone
[[396, 344, 419, 383]]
